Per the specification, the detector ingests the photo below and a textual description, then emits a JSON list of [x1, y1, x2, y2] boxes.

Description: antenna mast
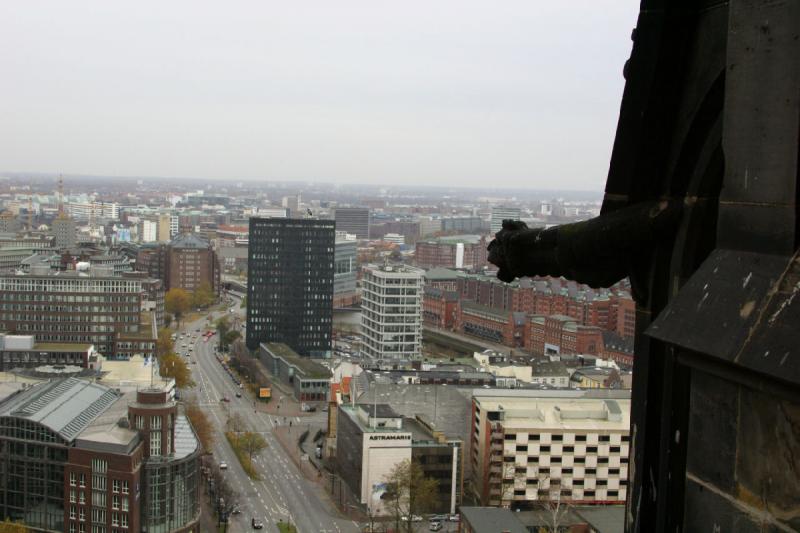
[[57, 175, 65, 217], [27, 195, 33, 232]]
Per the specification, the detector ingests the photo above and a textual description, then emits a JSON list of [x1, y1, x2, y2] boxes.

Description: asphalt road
[[179, 303, 360, 533]]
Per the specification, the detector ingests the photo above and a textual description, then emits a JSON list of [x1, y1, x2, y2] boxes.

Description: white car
[[401, 515, 423, 522], [219, 462, 228, 470]]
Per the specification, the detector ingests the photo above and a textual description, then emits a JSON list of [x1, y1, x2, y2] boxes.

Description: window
[[587, 446, 598, 453], [70, 472, 77, 486], [121, 497, 129, 511], [112, 513, 119, 526], [552, 434, 563, 442], [586, 468, 597, 475], [79, 508, 85, 521], [576, 435, 587, 442], [79, 491, 85, 505], [150, 431, 161, 456], [121, 481, 129, 495], [599, 435, 610, 442], [70, 489, 76, 503], [515, 445, 527, 452], [563, 468, 573, 475], [551, 457, 562, 464], [597, 479, 608, 486], [121, 514, 128, 528], [598, 457, 609, 465], [610, 468, 620, 476], [610, 446, 621, 453], [70, 506, 76, 519], [113, 495, 119, 510], [529, 434, 540, 441], [563, 445, 574, 453], [575, 456, 586, 464], [113, 479, 120, 493], [540, 445, 551, 453], [80, 473, 86, 487]]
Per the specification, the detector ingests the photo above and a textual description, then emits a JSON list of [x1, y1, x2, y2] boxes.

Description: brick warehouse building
[[527, 315, 605, 357], [422, 286, 459, 330], [455, 301, 527, 348], [414, 236, 489, 271], [0, 378, 200, 533], [134, 234, 220, 296], [165, 233, 220, 295]]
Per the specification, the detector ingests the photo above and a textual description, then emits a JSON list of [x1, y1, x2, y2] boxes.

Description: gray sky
[[0, 1, 638, 190]]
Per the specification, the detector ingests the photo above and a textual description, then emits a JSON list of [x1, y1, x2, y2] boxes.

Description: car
[[219, 462, 228, 470], [429, 515, 448, 522], [235, 392, 242, 398], [191, 360, 197, 364], [401, 515, 423, 522], [429, 522, 443, 531], [251, 517, 263, 529], [448, 514, 460, 522], [231, 506, 241, 515], [220, 397, 230, 403]]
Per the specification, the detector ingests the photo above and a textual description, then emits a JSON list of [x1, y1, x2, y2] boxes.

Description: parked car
[[401, 515, 423, 522], [448, 514, 460, 522], [235, 392, 242, 398], [220, 397, 230, 403], [429, 522, 443, 531], [251, 517, 263, 529], [219, 462, 228, 470]]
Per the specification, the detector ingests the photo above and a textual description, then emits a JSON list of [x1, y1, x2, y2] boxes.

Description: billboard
[[259, 387, 271, 399]]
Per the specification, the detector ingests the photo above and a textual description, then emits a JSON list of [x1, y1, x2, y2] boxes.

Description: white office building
[[360, 264, 423, 360], [490, 206, 522, 235]]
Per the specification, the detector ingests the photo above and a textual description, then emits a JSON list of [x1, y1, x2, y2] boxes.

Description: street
[[179, 301, 360, 533]]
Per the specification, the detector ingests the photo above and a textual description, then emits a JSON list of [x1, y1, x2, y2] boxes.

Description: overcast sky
[[0, 1, 639, 190]]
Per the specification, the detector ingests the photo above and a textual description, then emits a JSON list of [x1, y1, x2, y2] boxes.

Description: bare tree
[[383, 460, 439, 533]]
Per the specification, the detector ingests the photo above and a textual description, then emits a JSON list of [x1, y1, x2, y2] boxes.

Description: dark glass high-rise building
[[333, 207, 370, 239], [246, 218, 335, 356]]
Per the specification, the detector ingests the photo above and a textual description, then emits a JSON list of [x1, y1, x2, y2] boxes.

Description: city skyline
[[0, 1, 638, 190]]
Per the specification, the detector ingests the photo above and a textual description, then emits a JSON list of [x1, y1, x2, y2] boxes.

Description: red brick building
[[527, 315, 605, 357], [456, 301, 527, 348], [167, 233, 220, 295], [415, 236, 488, 271], [422, 286, 460, 329]]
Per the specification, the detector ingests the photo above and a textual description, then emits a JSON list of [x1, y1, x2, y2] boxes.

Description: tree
[[165, 288, 191, 328], [238, 431, 267, 460], [164, 313, 173, 328], [215, 316, 231, 351], [0, 519, 29, 532], [191, 281, 215, 309], [156, 327, 174, 357], [240, 295, 247, 309], [383, 460, 439, 533], [227, 413, 245, 434], [223, 330, 241, 349], [159, 352, 195, 389], [535, 473, 569, 533], [185, 401, 215, 452]]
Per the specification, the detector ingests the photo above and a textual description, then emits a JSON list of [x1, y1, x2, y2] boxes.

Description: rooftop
[[262, 343, 332, 379], [169, 233, 210, 249], [0, 378, 119, 441], [459, 507, 527, 533], [475, 395, 631, 432]]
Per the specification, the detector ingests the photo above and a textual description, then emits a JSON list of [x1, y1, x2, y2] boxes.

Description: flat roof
[[460, 507, 527, 533], [262, 343, 332, 379], [475, 396, 631, 432], [33, 342, 93, 352], [75, 391, 139, 451]]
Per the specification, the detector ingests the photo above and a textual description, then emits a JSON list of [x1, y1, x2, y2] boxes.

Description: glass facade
[[142, 457, 199, 533], [0, 417, 67, 531]]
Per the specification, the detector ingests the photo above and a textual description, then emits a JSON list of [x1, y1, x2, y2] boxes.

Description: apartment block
[[470, 390, 630, 508], [360, 264, 423, 360]]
